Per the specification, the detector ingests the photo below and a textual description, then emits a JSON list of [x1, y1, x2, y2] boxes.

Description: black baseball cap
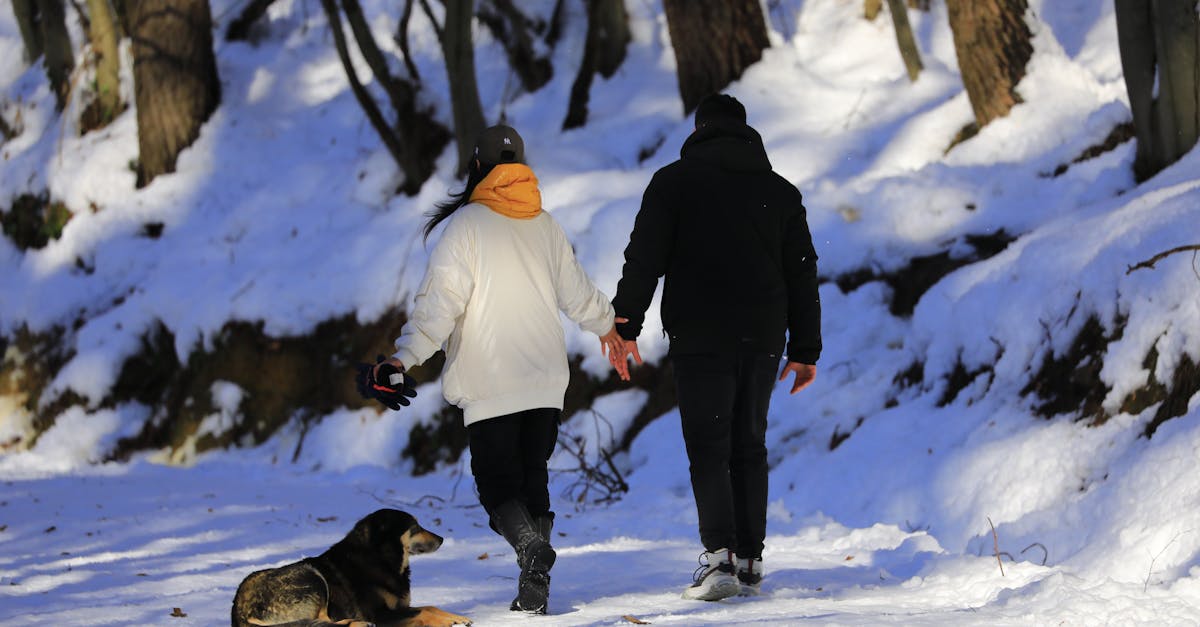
[[474, 124, 525, 165]]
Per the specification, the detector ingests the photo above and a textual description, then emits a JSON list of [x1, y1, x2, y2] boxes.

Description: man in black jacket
[[611, 93, 821, 601]]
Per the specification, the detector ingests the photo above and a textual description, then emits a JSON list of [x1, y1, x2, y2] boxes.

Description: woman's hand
[[600, 317, 642, 381], [373, 356, 406, 381]]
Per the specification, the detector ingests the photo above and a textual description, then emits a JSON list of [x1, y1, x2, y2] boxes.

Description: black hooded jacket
[[612, 120, 822, 364]]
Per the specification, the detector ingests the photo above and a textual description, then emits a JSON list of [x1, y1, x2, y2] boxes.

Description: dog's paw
[[415, 608, 471, 626]]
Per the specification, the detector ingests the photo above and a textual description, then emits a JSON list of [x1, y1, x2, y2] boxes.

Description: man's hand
[[779, 361, 816, 394], [599, 325, 630, 381], [611, 338, 642, 380]]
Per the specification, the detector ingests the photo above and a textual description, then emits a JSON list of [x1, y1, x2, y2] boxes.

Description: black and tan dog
[[232, 509, 471, 627]]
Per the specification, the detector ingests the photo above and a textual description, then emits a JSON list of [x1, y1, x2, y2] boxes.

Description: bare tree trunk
[[225, 0, 276, 41], [393, 0, 420, 80], [662, 0, 769, 115], [39, 0, 75, 111], [945, 0, 1032, 128], [441, 0, 486, 175], [325, 0, 450, 194], [83, 0, 122, 130], [544, 0, 566, 48], [563, 0, 630, 130], [886, 0, 922, 82], [1151, 0, 1199, 168], [322, 0, 407, 170], [476, 0, 553, 94], [0, 113, 16, 141], [12, 0, 44, 62], [1115, 0, 1156, 179], [864, 0, 882, 21], [1115, 0, 1200, 181], [129, 0, 221, 187], [321, 0, 404, 163]]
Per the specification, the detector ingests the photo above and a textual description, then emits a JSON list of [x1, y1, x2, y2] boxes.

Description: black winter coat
[[612, 120, 822, 364]]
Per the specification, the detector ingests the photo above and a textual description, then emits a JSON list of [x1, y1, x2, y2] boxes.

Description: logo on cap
[[503, 137, 512, 145]]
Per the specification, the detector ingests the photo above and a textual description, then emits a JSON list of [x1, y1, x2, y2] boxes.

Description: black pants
[[467, 407, 560, 523], [673, 351, 777, 559]]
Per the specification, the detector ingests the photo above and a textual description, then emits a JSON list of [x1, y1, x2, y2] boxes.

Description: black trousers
[[467, 407, 560, 523], [673, 350, 777, 559]]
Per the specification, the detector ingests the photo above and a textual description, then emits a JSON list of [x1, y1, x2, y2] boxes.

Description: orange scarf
[[470, 163, 542, 219]]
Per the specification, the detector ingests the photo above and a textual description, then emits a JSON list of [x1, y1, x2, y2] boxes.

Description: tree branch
[[1126, 244, 1200, 274], [417, 0, 443, 41], [225, 0, 276, 41], [319, 0, 407, 168], [393, 0, 421, 80], [988, 516, 1004, 576], [1021, 542, 1048, 565]]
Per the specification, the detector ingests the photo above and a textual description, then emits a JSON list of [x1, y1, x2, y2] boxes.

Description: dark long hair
[[423, 160, 495, 242]]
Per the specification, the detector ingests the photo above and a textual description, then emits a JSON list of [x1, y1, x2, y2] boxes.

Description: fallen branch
[[1126, 244, 1200, 275], [1021, 542, 1048, 566], [553, 410, 629, 506], [988, 517, 1004, 577], [1144, 530, 1189, 592], [356, 463, 478, 511]]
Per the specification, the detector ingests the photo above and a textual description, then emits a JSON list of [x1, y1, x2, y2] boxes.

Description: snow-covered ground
[[2, 0, 1199, 624]]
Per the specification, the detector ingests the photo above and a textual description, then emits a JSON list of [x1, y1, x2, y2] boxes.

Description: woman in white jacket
[[377, 125, 625, 614]]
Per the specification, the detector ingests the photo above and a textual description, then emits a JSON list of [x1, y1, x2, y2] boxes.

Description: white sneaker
[[736, 556, 763, 595], [681, 549, 740, 601]]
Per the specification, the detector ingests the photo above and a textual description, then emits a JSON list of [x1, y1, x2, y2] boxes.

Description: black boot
[[535, 515, 553, 543], [492, 500, 556, 614]]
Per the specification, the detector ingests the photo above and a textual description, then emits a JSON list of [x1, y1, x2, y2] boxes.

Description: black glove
[[355, 355, 418, 411]]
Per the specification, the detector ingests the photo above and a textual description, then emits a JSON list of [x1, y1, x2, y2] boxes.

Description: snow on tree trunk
[[945, 0, 1032, 129], [1116, 0, 1200, 181], [563, 0, 630, 130], [129, 0, 221, 187], [662, 0, 769, 115], [83, 0, 123, 131], [39, 0, 75, 111], [441, 0, 486, 177], [886, 0, 922, 82]]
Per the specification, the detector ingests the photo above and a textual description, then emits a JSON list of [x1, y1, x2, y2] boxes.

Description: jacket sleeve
[[393, 217, 475, 368], [552, 222, 616, 336], [783, 188, 822, 364], [611, 176, 676, 340]]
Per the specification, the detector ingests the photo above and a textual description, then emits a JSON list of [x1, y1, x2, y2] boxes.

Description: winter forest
[[2, 0, 1200, 624]]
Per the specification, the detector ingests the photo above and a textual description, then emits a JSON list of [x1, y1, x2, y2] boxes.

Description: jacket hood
[[680, 121, 772, 173], [470, 163, 542, 219]]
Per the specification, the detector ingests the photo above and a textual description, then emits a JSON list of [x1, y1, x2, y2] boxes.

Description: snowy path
[[1, 456, 1192, 626]]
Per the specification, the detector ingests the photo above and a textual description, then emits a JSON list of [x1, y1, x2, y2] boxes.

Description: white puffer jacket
[[393, 201, 614, 425]]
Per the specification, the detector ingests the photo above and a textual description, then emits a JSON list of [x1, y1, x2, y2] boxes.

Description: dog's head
[[346, 509, 444, 573]]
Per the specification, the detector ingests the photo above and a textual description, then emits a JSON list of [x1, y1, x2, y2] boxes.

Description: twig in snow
[[1021, 542, 1048, 565], [1144, 530, 1190, 592], [988, 517, 1005, 576], [553, 410, 629, 506], [1126, 244, 1200, 275]]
